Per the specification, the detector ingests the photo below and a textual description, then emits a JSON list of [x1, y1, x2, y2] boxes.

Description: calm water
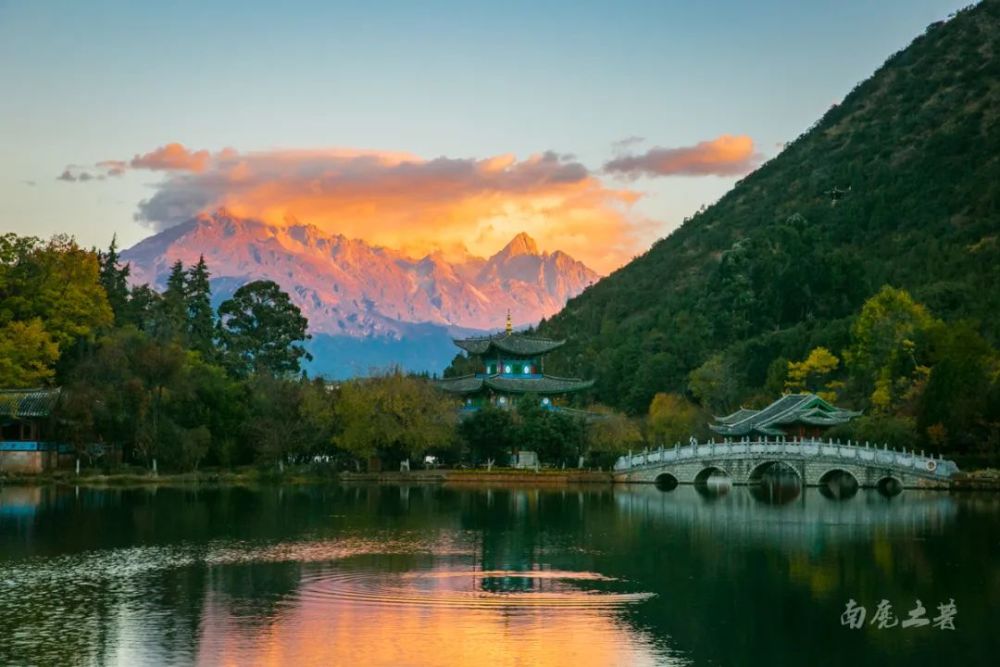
[[1, 482, 997, 666]]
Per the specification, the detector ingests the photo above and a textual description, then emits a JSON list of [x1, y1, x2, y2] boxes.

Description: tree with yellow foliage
[[647, 392, 702, 445], [0, 234, 112, 386], [844, 286, 938, 413], [785, 347, 843, 401]]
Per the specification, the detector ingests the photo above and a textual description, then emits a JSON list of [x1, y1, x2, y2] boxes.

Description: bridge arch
[[694, 466, 731, 485], [746, 460, 802, 485], [654, 472, 679, 491], [876, 475, 904, 497], [817, 467, 860, 487], [818, 468, 860, 499]]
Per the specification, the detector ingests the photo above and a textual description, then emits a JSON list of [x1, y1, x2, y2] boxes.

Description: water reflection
[[693, 470, 732, 499], [749, 462, 802, 505], [196, 564, 668, 667], [1, 484, 995, 666]]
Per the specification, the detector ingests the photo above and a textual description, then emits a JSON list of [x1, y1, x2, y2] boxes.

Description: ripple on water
[[295, 568, 654, 610]]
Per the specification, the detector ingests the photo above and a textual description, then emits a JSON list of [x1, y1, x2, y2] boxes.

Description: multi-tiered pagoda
[[437, 314, 593, 410]]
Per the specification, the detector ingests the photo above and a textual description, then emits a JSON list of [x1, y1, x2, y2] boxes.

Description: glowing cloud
[[130, 143, 212, 172], [604, 134, 759, 177], [96, 145, 644, 273]]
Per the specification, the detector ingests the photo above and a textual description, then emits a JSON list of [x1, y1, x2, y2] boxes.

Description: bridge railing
[[612, 437, 959, 478]]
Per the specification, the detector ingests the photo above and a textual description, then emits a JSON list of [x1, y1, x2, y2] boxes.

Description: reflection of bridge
[[613, 485, 959, 547], [613, 438, 960, 489]]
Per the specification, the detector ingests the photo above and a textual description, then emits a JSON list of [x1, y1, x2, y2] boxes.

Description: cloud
[[604, 134, 760, 178], [97, 144, 643, 273], [97, 160, 128, 176], [130, 143, 211, 172], [612, 136, 645, 151], [57, 166, 99, 182]]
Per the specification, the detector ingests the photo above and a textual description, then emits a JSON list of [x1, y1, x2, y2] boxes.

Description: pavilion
[[710, 393, 861, 439], [436, 313, 593, 411], [0, 387, 70, 473]]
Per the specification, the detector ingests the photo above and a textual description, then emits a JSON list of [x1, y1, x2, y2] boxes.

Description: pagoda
[[710, 393, 861, 439], [436, 312, 593, 410]]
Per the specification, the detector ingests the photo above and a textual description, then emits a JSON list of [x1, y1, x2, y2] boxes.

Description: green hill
[[538, 1, 1000, 414]]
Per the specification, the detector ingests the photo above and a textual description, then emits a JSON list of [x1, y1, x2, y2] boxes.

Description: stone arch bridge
[[613, 438, 959, 490]]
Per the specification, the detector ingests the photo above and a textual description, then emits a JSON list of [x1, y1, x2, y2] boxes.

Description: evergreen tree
[[217, 280, 312, 376], [156, 260, 188, 342], [98, 235, 130, 325], [186, 255, 215, 357]]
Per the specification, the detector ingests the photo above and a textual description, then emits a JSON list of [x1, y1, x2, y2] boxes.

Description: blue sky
[[0, 0, 972, 266]]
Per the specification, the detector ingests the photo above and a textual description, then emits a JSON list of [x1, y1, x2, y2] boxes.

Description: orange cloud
[[604, 134, 759, 177], [116, 145, 642, 273], [131, 142, 212, 172]]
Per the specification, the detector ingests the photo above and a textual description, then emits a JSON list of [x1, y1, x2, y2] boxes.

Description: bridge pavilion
[[710, 393, 861, 439]]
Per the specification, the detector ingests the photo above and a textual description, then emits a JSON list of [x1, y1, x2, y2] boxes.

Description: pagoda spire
[[505, 309, 512, 334]]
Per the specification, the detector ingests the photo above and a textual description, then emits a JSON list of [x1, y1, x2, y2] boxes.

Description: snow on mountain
[[121, 210, 599, 375]]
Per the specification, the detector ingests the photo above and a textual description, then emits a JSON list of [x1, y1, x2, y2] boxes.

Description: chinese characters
[[841, 599, 956, 630]]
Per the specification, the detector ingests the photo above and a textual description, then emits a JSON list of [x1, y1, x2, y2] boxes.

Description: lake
[[1, 482, 997, 666]]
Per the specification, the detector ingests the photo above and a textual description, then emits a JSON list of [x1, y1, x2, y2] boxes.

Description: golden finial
[[505, 309, 512, 334]]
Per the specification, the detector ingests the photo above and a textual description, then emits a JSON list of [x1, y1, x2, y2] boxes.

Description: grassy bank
[[3, 466, 998, 489], [0, 465, 339, 487], [1, 466, 616, 488], [340, 469, 613, 485]]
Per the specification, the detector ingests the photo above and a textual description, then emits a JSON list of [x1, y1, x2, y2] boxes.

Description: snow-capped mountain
[[121, 210, 598, 376]]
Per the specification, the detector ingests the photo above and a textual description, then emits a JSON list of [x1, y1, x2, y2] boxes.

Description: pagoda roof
[[0, 387, 62, 419], [709, 393, 861, 437], [436, 374, 593, 395], [453, 333, 565, 357]]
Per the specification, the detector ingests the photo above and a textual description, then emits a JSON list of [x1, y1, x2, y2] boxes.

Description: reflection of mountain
[[121, 211, 598, 377]]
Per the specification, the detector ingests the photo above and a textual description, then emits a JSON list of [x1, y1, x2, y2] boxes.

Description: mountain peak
[[500, 232, 540, 257], [123, 214, 598, 338]]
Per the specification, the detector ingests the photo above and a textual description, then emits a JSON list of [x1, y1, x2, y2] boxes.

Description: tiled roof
[[485, 375, 593, 394], [454, 333, 565, 357], [436, 374, 593, 395], [710, 393, 860, 436], [0, 388, 62, 418], [435, 375, 486, 393]]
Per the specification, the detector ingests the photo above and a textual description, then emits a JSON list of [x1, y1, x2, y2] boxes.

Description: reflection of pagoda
[[436, 312, 593, 410]]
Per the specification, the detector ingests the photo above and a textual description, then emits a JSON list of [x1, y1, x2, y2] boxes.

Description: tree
[[98, 236, 131, 325], [647, 392, 702, 445], [688, 354, 741, 413], [0, 320, 59, 387], [186, 256, 215, 357], [156, 260, 188, 342], [217, 280, 311, 376], [332, 371, 457, 467], [586, 405, 643, 468], [125, 284, 162, 332], [242, 374, 310, 466], [844, 286, 938, 413], [917, 322, 997, 452], [131, 336, 187, 465], [515, 396, 586, 466], [0, 235, 112, 350], [458, 405, 515, 465], [785, 347, 842, 401]]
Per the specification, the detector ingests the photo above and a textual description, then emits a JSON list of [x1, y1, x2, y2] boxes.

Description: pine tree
[[98, 235, 130, 325], [186, 255, 215, 356], [156, 260, 188, 342]]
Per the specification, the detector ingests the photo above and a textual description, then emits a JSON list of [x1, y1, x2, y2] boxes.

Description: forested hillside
[[539, 1, 1000, 423]]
